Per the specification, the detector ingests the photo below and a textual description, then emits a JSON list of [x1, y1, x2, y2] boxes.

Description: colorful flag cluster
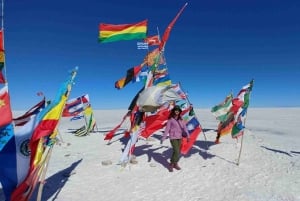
[[9, 69, 77, 201], [0, 97, 45, 201], [101, 3, 195, 165], [72, 104, 97, 137], [211, 80, 254, 139]]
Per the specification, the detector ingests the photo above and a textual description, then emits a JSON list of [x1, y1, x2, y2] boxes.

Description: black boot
[[173, 163, 181, 170]]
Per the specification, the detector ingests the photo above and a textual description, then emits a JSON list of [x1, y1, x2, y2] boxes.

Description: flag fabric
[[83, 105, 96, 133], [70, 114, 84, 121], [159, 3, 188, 50], [11, 69, 77, 201], [104, 113, 128, 140], [231, 80, 254, 138], [0, 111, 40, 201], [0, 123, 16, 201], [211, 93, 233, 122], [115, 65, 143, 89], [143, 48, 164, 67], [180, 106, 202, 155], [13, 98, 46, 126], [153, 69, 171, 86], [144, 35, 160, 46], [0, 30, 5, 83], [119, 125, 141, 164], [99, 20, 147, 43], [62, 94, 89, 117], [140, 106, 170, 139], [0, 86, 13, 151]]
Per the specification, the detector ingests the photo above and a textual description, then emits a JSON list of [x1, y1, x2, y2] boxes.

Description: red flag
[[140, 108, 170, 138], [104, 113, 128, 140], [159, 3, 188, 50], [144, 35, 160, 46], [0, 86, 13, 127], [181, 126, 201, 155]]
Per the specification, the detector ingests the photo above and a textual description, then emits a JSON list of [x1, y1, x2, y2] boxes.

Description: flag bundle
[[10, 68, 78, 201], [0, 97, 45, 201], [211, 80, 254, 141]]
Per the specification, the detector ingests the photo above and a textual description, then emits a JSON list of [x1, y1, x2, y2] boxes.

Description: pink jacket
[[162, 117, 189, 141]]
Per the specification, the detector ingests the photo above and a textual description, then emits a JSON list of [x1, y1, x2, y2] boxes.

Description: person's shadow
[[29, 159, 82, 201]]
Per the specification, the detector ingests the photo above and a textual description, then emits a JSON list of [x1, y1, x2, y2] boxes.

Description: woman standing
[[161, 105, 190, 172]]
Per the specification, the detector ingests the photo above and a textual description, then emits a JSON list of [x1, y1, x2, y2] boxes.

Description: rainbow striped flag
[[99, 20, 147, 43]]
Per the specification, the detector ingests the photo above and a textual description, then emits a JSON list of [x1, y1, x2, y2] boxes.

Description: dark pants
[[170, 139, 182, 163]]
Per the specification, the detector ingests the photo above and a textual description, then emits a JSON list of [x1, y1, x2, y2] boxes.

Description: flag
[[0, 86, 13, 151], [11, 69, 77, 201], [231, 79, 254, 138], [13, 97, 46, 126], [143, 48, 164, 67], [211, 93, 233, 122], [0, 124, 16, 201], [119, 125, 141, 164], [62, 94, 89, 117], [140, 107, 170, 139], [159, 3, 188, 50], [115, 65, 142, 89], [180, 106, 202, 155], [83, 105, 96, 133], [99, 20, 147, 43], [153, 69, 171, 86], [0, 111, 40, 201], [104, 113, 128, 140], [0, 86, 12, 127], [0, 30, 5, 83], [144, 35, 160, 46]]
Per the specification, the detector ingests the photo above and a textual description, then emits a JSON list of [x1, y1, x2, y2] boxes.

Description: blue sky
[[2, 0, 300, 110]]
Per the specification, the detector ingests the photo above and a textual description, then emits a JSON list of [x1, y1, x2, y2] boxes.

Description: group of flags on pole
[[99, 3, 203, 165], [62, 94, 97, 136], [211, 79, 254, 141], [0, 66, 78, 201]]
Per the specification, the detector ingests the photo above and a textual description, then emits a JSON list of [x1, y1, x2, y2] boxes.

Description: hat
[[172, 105, 182, 112]]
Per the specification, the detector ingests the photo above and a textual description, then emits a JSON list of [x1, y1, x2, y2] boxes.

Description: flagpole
[[236, 132, 244, 166], [236, 79, 253, 166], [36, 68, 78, 201]]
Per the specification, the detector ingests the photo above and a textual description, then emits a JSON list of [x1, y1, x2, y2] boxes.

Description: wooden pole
[[236, 132, 244, 166], [36, 68, 77, 201]]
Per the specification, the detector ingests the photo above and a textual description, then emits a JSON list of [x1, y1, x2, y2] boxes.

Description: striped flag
[[99, 20, 147, 43]]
